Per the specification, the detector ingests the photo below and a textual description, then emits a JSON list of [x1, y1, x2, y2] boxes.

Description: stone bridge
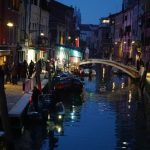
[[79, 59, 140, 79]]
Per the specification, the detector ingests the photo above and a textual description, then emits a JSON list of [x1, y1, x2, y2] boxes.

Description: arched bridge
[[79, 59, 140, 79]]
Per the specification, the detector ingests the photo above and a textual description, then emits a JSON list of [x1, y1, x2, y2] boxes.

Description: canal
[[14, 69, 150, 150]]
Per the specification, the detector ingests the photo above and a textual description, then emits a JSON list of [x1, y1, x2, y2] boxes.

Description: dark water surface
[[15, 73, 150, 150]]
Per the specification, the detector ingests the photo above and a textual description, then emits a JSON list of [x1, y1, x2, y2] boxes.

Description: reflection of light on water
[[121, 82, 125, 89], [58, 115, 62, 120], [128, 105, 131, 109], [128, 90, 132, 103], [71, 115, 75, 120], [121, 147, 127, 149], [112, 82, 115, 92], [123, 142, 128, 145], [70, 106, 77, 121], [121, 141, 128, 149], [102, 67, 105, 79], [55, 125, 62, 133], [72, 108, 75, 113], [48, 114, 51, 120]]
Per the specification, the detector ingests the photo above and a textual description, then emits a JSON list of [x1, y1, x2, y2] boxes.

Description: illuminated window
[[102, 19, 110, 24]]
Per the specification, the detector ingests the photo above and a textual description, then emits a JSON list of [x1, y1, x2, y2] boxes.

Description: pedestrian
[[20, 60, 28, 82], [28, 60, 35, 78], [4, 62, 11, 83], [32, 86, 41, 112]]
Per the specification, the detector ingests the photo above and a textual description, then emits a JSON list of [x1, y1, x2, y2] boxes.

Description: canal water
[[14, 69, 150, 150]]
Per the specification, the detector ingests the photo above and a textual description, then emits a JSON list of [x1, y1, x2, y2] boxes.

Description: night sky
[[58, 0, 123, 24]]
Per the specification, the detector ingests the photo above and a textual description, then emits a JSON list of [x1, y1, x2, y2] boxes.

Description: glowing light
[[123, 142, 128, 145], [102, 19, 110, 23], [72, 108, 76, 113], [121, 83, 125, 89], [58, 115, 62, 120], [27, 49, 36, 64], [112, 82, 115, 90], [128, 90, 132, 103], [7, 22, 14, 27], [132, 41, 135, 44], [71, 115, 75, 120], [48, 114, 51, 120], [121, 147, 127, 149], [58, 50, 65, 64], [56, 125, 62, 133], [74, 57, 78, 63], [68, 36, 71, 40], [60, 46, 64, 50], [102, 67, 105, 78], [57, 127, 62, 133], [40, 33, 44, 36]]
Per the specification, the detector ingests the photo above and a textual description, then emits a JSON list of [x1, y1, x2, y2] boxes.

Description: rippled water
[[15, 74, 150, 150]]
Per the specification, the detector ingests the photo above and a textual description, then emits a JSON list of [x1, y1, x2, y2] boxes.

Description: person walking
[[20, 60, 28, 81], [28, 60, 35, 78], [4, 62, 11, 83]]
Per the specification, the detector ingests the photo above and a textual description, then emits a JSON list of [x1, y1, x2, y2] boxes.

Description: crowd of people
[[1, 59, 45, 85]]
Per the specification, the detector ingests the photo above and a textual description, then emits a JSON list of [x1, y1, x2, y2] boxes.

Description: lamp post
[[7, 22, 14, 45]]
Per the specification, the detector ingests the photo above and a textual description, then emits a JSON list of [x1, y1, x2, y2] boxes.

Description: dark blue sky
[[58, 0, 123, 24]]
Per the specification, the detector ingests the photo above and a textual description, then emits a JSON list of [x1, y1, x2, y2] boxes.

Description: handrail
[[80, 59, 140, 79]]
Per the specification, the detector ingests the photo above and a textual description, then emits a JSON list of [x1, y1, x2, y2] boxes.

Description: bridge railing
[[80, 59, 140, 79]]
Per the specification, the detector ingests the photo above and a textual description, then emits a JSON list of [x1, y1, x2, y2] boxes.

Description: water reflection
[[14, 65, 150, 150], [65, 105, 82, 123]]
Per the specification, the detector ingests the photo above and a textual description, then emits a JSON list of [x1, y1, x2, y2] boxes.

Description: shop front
[[55, 45, 83, 71], [26, 47, 48, 64], [0, 46, 11, 66]]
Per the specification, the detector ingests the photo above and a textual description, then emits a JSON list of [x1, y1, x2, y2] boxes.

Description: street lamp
[[68, 36, 71, 40], [6, 22, 14, 45], [40, 32, 44, 36], [7, 22, 14, 27]]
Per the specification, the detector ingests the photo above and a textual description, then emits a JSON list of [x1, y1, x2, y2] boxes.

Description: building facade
[[80, 24, 98, 58], [0, 0, 21, 65], [97, 18, 112, 59], [48, 0, 75, 48], [21, 0, 49, 64]]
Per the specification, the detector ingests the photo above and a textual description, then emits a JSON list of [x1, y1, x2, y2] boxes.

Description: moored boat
[[52, 72, 83, 93]]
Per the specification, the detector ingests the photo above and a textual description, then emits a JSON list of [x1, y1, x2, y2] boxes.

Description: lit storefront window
[[27, 49, 36, 64]]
